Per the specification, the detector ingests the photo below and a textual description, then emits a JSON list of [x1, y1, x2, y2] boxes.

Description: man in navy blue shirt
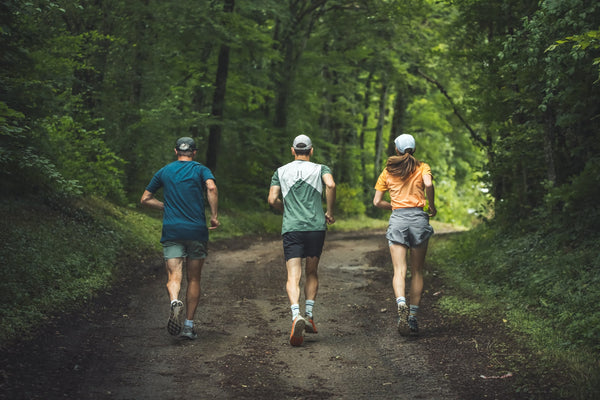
[[141, 137, 219, 340]]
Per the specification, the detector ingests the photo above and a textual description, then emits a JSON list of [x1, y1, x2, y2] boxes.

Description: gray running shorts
[[386, 208, 434, 248], [162, 240, 208, 260]]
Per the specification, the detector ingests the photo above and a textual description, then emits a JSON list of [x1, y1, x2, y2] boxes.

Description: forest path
[[0, 230, 546, 399]]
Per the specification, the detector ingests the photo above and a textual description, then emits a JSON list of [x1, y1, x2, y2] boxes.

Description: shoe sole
[[397, 306, 410, 336], [167, 302, 183, 336], [305, 318, 318, 334], [290, 317, 305, 346]]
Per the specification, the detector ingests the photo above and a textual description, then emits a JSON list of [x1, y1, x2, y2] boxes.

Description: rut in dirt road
[[2, 231, 458, 400]]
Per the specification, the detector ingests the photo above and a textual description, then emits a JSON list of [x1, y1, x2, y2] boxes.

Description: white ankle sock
[[291, 304, 300, 319]]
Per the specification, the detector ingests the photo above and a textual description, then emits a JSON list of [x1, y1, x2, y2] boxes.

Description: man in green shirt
[[268, 134, 336, 346]]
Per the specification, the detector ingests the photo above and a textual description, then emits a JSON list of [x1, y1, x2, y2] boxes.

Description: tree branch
[[416, 69, 491, 149]]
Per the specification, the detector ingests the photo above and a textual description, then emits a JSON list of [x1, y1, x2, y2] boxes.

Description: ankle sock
[[396, 296, 406, 307], [409, 305, 419, 317], [184, 319, 193, 328], [305, 300, 315, 317], [291, 304, 300, 319]]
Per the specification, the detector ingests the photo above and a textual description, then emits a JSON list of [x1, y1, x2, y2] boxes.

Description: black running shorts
[[282, 231, 326, 261]]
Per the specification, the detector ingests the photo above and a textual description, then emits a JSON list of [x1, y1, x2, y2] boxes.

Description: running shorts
[[386, 208, 434, 248], [282, 231, 326, 261], [163, 240, 208, 260]]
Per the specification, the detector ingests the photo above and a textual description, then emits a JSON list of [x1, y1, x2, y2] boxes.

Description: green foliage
[[541, 156, 600, 237], [0, 197, 120, 342], [328, 215, 388, 232], [205, 208, 283, 240], [336, 183, 367, 217], [42, 116, 127, 203], [449, 0, 600, 230], [0, 103, 82, 197], [406, 95, 489, 226], [0, 194, 166, 343], [438, 295, 486, 316], [549, 28, 600, 83]]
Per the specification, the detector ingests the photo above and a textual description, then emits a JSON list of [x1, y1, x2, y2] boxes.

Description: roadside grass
[[0, 196, 160, 344], [428, 226, 600, 399]]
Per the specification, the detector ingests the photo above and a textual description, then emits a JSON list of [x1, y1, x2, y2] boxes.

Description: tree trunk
[[543, 109, 557, 185], [206, 0, 234, 172], [273, 36, 295, 129], [272, 1, 327, 130], [359, 72, 373, 195], [373, 83, 389, 183], [387, 85, 407, 155]]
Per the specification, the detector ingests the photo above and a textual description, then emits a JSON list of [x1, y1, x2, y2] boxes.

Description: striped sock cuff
[[291, 304, 300, 319], [409, 305, 419, 316], [305, 300, 315, 317]]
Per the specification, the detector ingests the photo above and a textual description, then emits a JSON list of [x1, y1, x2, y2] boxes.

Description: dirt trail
[[0, 230, 559, 399]]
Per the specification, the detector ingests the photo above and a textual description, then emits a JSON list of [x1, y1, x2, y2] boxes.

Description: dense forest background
[[2, 0, 599, 230]]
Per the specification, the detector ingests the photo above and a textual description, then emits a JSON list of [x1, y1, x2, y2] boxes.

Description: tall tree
[[373, 82, 389, 183], [206, 0, 234, 172], [271, 1, 328, 130]]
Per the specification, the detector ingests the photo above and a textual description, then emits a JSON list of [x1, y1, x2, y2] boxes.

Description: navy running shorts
[[282, 231, 326, 261]]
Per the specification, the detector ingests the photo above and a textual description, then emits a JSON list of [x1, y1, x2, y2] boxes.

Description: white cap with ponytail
[[394, 134, 416, 155]]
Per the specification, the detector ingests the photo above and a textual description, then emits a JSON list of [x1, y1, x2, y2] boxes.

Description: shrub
[[335, 183, 367, 217], [42, 116, 127, 203]]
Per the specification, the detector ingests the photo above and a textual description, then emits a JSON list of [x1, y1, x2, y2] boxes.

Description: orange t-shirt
[[374, 163, 432, 209]]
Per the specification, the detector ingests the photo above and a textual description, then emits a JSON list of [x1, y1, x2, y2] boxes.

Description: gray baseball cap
[[394, 134, 416, 154], [293, 134, 312, 150], [176, 137, 197, 151]]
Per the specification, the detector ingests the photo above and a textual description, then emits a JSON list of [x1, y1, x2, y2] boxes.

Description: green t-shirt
[[270, 160, 332, 234]]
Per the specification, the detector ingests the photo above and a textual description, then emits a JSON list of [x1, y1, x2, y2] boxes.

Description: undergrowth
[[428, 224, 600, 399], [0, 195, 157, 344]]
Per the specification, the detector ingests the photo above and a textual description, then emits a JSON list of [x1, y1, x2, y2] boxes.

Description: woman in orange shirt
[[373, 134, 436, 336]]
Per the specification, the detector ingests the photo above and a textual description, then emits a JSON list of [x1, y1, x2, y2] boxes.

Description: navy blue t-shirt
[[146, 160, 215, 243]]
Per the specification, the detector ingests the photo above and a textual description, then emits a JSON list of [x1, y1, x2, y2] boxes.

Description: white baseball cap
[[394, 134, 416, 154], [292, 134, 312, 150]]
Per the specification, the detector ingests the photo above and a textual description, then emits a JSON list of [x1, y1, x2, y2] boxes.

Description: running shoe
[[289, 315, 306, 346], [180, 325, 198, 340], [408, 315, 419, 336], [397, 304, 410, 336], [167, 300, 184, 336], [305, 315, 318, 334]]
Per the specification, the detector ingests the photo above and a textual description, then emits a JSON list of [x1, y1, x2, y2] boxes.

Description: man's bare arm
[[140, 190, 164, 210], [268, 185, 284, 212], [322, 173, 336, 224], [206, 179, 220, 229]]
